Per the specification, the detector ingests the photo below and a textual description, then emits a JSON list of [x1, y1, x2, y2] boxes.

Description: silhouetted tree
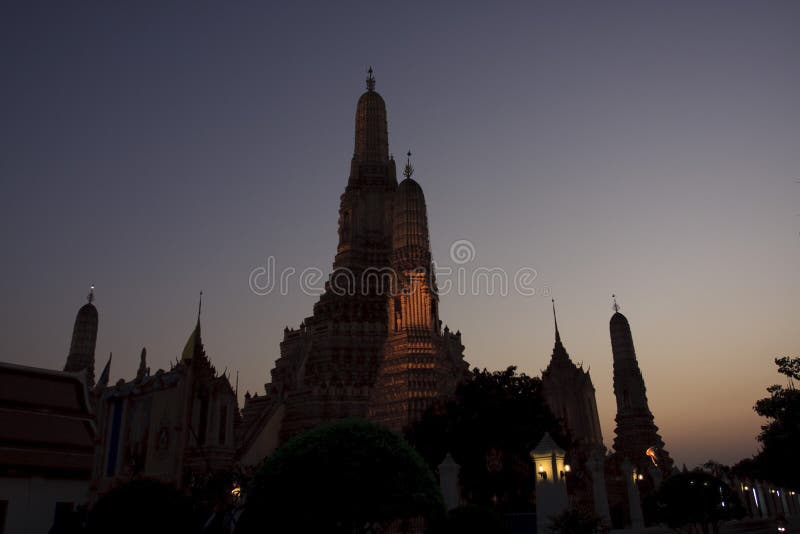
[[751, 356, 800, 488], [653, 472, 745, 534], [406, 366, 565, 512], [700, 460, 731, 479], [238, 419, 444, 533], [86, 479, 194, 534]]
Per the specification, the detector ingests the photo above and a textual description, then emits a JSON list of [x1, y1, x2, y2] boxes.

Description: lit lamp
[[560, 464, 571, 479], [531, 433, 567, 486], [531, 433, 569, 534]]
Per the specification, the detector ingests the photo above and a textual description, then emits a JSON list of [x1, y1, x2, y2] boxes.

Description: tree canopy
[[239, 419, 444, 533], [736, 356, 800, 488], [754, 357, 800, 486], [406, 366, 565, 512]]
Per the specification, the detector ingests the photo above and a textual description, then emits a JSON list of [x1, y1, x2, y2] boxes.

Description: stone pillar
[[531, 433, 569, 534], [621, 458, 644, 530], [587, 447, 611, 524], [779, 489, 789, 518], [735, 479, 754, 518], [755, 481, 768, 518], [438, 453, 460, 511]]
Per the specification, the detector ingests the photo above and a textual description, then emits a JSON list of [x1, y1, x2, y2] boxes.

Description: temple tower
[[247, 71, 468, 447], [334, 67, 397, 272], [273, 70, 397, 440], [368, 155, 466, 432], [64, 286, 98, 385], [609, 296, 672, 474], [541, 300, 604, 449]]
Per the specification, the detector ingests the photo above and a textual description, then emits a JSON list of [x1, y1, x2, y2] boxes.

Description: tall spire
[[392, 156, 431, 270], [353, 68, 389, 163], [541, 298, 605, 449], [609, 305, 673, 474], [65, 286, 99, 385], [182, 293, 204, 361], [552, 298, 561, 344]]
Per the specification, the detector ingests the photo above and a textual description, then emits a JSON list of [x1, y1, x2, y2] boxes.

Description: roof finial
[[87, 285, 95, 304], [612, 294, 620, 313], [198, 290, 203, 321], [552, 298, 561, 344], [403, 150, 414, 179], [366, 66, 375, 91]]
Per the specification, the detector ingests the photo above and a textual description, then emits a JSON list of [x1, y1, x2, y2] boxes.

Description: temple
[[90, 297, 237, 495], [541, 299, 604, 450], [238, 70, 468, 461], [541, 299, 606, 513], [609, 297, 672, 476]]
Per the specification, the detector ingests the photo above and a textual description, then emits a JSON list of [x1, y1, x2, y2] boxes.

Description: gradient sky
[[1, 1, 798, 469]]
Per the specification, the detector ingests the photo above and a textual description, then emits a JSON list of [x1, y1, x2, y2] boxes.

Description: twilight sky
[[1, 1, 798, 469]]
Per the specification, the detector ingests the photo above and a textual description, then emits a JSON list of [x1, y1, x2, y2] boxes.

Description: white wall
[[238, 403, 285, 467], [0, 477, 88, 534]]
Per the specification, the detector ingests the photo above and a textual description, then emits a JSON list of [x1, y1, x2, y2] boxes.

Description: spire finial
[[87, 285, 95, 304], [612, 294, 620, 313], [198, 290, 203, 321], [552, 298, 561, 344], [403, 150, 414, 179], [366, 66, 375, 91]]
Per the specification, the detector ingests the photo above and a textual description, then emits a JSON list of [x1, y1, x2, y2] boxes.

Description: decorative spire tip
[[612, 294, 620, 313], [198, 291, 203, 321], [87, 285, 95, 304], [403, 150, 414, 179], [366, 66, 375, 91]]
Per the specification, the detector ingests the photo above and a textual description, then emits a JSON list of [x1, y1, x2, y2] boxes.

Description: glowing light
[[538, 465, 544, 472], [645, 447, 659, 467], [744, 486, 749, 491], [564, 464, 571, 473], [231, 483, 241, 498], [638, 474, 644, 480], [753, 488, 759, 508]]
